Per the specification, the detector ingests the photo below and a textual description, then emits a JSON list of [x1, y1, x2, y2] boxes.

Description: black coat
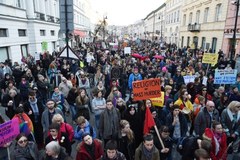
[[24, 100, 44, 145], [2, 94, 21, 119]]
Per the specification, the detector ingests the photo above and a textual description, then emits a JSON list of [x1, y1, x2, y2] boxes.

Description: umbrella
[[153, 55, 164, 60], [132, 53, 148, 60]]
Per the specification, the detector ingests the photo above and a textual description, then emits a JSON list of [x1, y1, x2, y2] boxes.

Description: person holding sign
[[0, 114, 11, 160]]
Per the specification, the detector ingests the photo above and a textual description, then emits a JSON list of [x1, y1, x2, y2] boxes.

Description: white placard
[[124, 47, 131, 54]]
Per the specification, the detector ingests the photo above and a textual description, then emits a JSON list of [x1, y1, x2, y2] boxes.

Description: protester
[[0, 114, 11, 160], [135, 133, 160, 160], [76, 133, 104, 160], [75, 88, 91, 120], [10, 133, 39, 160], [44, 141, 69, 160], [102, 140, 126, 160]]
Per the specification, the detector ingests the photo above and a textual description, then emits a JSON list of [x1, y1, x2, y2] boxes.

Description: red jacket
[[204, 128, 227, 160], [76, 139, 103, 160]]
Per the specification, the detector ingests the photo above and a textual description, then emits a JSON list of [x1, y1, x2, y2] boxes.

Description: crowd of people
[[0, 40, 240, 160]]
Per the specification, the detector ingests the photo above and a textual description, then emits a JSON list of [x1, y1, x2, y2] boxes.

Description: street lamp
[[230, 0, 240, 61]]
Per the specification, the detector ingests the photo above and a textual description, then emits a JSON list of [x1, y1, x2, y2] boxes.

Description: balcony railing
[[188, 23, 201, 32]]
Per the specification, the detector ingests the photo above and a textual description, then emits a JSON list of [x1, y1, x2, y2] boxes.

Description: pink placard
[[0, 118, 20, 147]]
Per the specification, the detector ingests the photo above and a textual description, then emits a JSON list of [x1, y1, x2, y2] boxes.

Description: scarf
[[84, 142, 95, 159], [142, 144, 153, 160], [29, 99, 39, 123]]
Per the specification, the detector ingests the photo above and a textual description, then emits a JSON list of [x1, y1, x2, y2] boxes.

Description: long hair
[[0, 115, 5, 124], [120, 120, 134, 143]]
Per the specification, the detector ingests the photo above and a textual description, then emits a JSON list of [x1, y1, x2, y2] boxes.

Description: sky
[[91, 0, 164, 26]]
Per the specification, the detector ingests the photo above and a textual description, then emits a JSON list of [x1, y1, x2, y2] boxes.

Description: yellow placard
[[202, 53, 219, 65], [150, 92, 165, 107]]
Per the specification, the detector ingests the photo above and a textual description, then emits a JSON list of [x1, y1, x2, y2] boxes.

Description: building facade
[[222, 0, 240, 57], [179, 0, 228, 53], [165, 0, 182, 47], [0, 0, 60, 63]]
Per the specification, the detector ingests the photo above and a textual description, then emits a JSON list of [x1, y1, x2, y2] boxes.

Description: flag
[[143, 107, 156, 134]]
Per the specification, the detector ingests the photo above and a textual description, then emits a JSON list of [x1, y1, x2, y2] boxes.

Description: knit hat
[[202, 128, 212, 141]]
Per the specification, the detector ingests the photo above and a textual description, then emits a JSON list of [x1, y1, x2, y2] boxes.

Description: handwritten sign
[[202, 53, 219, 65], [150, 92, 165, 107], [214, 69, 237, 84], [0, 118, 20, 147], [124, 47, 131, 54], [133, 78, 161, 101], [183, 75, 196, 84], [41, 41, 48, 52]]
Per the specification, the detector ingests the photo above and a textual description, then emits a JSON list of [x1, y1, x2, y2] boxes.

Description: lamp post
[[230, 0, 240, 61], [152, 12, 156, 41], [159, 15, 163, 43]]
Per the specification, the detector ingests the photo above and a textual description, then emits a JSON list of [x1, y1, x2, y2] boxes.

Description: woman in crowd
[[45, 122, 72, 155], [44, 141, 69, 160], [75, 88, 90, 121], [74, 116, 96, 141], [116, 98, 127, 119], [52, 113, 74, 143], [118, 120, 135, 160], [221, 100, 240, 153], [66, 87, 78, 120], [107, 87, 122, 107], [11, 133, 39, 160], [76, 133, 103, 160]]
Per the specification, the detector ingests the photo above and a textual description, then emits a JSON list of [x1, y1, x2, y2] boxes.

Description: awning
[[73, 30, 86, 38]]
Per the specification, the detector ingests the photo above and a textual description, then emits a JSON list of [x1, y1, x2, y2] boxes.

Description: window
[[50, 30, 55, 36], [183, 14, 186, 26], [181, 36, 184, 48], [196, 10, 200, 24], [203, 8, 209, 23], [187, 36, 190, 47], [0, 47, 9, 62], [21, 45, 28, 57], [177, 10, 180, 22], [189, 12, 193, 24], [40, 30, 46, 36], [212, 38, 217, 53], [215, 4, 221, 21], [18, 29, 26, 37], [0, 28, 7, 37], [174, 12, 176, 22], [201, 37, 206, 50]]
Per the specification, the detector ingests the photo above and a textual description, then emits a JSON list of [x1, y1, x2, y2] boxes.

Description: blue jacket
[[74, 120, 96, 141], [128, 73, 142, 90]]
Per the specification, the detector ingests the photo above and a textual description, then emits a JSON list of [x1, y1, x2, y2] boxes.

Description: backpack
[[177, 135, 196, 155]]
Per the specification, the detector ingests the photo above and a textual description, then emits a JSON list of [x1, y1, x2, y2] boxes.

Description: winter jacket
[[11, 141, 38, 160], [194, 107, 219, 137], [134, 143, 160, 160], [76, 139, 103, 160], [128, 73, 142, 90], [74, 120, 96, 141]]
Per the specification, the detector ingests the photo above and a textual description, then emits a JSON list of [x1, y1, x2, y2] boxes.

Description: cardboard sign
[[41, 41, 48, 51], [214, 69, 237, 84], [124, 47, 131, 54], [133, 78, 161, 101], [150, 92, 165, 107], [202, 53, 219, 65], [34, 52, 40, 61], [183, 75, 196, 84], [0, 118, 20, 147]]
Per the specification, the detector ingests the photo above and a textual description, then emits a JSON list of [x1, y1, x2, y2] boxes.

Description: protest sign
[[124, 47, 131, 54], [202, 53, 219, 65], [133, 78, 161, 101], [202, 76, 208, 86], [150, 92, 165, 107], [41, 41, 48, 52], [183, 75, 196, 84], [214, 69, 237, 84], [0, 118, 20, 147], [34, 52, 40, 61]]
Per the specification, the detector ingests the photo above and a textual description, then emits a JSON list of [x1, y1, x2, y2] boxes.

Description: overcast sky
[[91, 0, 164, 26]]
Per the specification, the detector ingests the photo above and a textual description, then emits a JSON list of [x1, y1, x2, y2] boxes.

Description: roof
[[144, 3, 166, 20]]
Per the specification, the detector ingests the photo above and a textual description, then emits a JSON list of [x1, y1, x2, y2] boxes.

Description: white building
[[0, 0, 60, 63], [165, 0, 183, 47]]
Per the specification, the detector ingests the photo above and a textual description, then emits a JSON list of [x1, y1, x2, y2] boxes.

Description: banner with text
[[150, 92, 165, 107], [183, 75, 196, 84], [133, 78, 161, 101], [202, 53, 219, 65], [0, 118, 20, 147], [214, 69, 237, 84]]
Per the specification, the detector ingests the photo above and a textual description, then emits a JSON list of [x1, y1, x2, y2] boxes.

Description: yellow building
[[179, 0, 228, 53]]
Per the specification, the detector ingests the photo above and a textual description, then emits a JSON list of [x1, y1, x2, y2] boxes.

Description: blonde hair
[[120, 120, 134, 143], [76, 116, 86, 125], [52, 114, 64, 123], [227, 101, 240, 111]]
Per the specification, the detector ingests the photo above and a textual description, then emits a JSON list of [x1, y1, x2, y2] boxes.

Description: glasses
[[18, 139, 28, 144], [202, 89, 207, 91]]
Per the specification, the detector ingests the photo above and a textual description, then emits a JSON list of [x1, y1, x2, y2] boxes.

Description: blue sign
[[214, 69, 237, 84]]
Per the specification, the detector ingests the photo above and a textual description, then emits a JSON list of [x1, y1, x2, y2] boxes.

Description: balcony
[[188, 23, 201, 32], [47, 15, 55, 23]]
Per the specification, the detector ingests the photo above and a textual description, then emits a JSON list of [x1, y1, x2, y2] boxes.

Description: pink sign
[[0, 118, 20, 147]]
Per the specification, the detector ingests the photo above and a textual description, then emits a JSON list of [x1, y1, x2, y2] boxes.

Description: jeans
[[69, 104, 76, 120]]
